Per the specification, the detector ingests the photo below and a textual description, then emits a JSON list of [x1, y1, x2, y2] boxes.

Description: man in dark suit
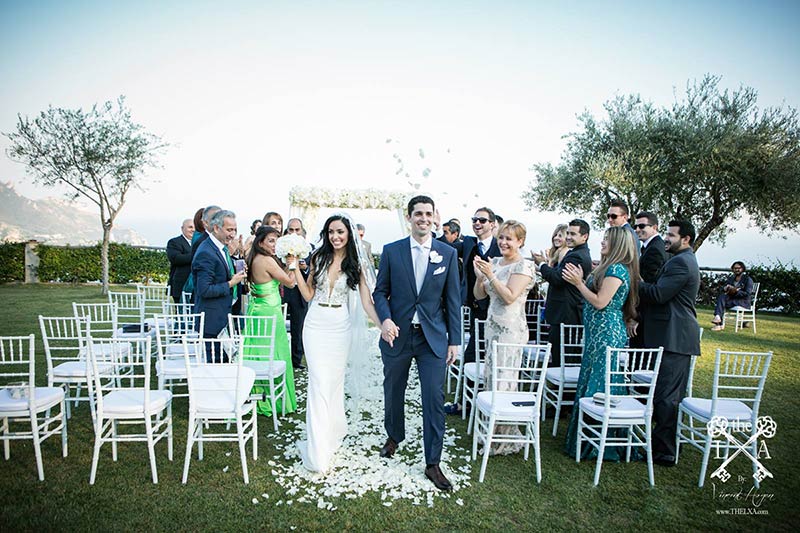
[[638, 220, 701, 467], [166, 219, 194, 303], [282, 217, 310, 370], [607, 199, 640, 255], [629, 211, 668, 348], [533, 219, 593, 367], [373, 195, 461, 491], [192, 210, 248, 352]]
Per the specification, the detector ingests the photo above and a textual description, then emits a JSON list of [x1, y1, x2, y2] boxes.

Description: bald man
[[166, 218, 195, 303]]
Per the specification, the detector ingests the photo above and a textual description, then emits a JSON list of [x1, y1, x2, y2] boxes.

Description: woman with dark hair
[[242, 219, 262, 258], [293, 214, 380, 472], [244, 225, 297, 415], [561, 225, 640, 459], [711, 261, 754, 331]]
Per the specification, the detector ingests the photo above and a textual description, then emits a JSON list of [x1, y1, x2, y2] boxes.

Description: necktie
[[223, 246, 237, 301], [414, 244, 427, 293], [478, 241, 485, 256]]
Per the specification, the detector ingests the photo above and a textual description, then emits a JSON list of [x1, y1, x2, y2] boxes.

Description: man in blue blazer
[[373, 195, 461, 491], [192, 209, 247, 352]]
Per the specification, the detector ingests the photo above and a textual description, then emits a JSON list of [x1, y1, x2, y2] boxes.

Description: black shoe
[[293, 364, 306, 370], [425, 464, 453, 491], [380, 437, 398, 458], [653, 456, 676, 467], [444, 403, 463, 416]]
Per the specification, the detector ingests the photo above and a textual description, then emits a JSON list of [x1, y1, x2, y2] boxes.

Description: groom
[[373, 195, 461, 491]]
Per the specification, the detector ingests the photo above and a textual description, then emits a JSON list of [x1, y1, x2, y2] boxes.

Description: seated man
[[711, 261, 754, 331]]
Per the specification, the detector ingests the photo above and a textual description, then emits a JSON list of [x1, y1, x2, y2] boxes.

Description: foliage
[[699, 262, 800, 314], [0, 242, 26, 282], [523, 74, 800, 249], [4, 96, 168, 293], [35, 243, 168, 284]]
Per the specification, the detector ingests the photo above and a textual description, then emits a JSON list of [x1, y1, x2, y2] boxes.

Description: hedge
[[0, 242, 26, 282], [34, 243, 169, 284], [698, 261, 800, 314]]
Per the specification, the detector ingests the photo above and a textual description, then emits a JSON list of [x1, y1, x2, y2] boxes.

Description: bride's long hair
[[310, 215, 361, 290], [245, 226, 282, 283]]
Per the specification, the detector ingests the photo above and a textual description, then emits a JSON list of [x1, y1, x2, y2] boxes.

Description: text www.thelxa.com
[[716, 508, 769, 516]]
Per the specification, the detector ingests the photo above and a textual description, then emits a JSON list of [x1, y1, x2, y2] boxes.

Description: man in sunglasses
[[629, 211, 667, 348], [607, 199, 640, 254], [444, 207, 501, 416]]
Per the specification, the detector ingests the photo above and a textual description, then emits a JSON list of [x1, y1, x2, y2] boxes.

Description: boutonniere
[[429, 250, 443, 264]]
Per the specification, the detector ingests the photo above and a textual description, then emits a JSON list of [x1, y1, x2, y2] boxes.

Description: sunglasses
[[634, 223, 652, 230], [471, 217, 490, 224], [606, 213, 622, 220]]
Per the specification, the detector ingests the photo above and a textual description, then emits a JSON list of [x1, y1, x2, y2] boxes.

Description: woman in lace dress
[[293, 214, 380, 472], [473, 220, 536, 455]]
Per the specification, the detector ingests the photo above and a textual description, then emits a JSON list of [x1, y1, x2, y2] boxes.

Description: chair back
[[39, 316, 87, 371], [561, 324, 585, 368], [0, 335, 38, 409], [525, 299, 544, 341], [182, 336, 255, 414], [136, 284, 171, 320], [85, 336, 152, 420], [108, 291, 145, 330], [460, 306, 471, 351], [181, 291, 193, 304], [162, 302, 195, 318], [710, 349, 772, 421], [750, 282, 761, 308], [474, 318, 487, 364], [73, 302, 119, 339], [489, 341, 550, 408], [154, 311, 204, 361], [229, 314, 277, 363], [605, 347, 664, 409]]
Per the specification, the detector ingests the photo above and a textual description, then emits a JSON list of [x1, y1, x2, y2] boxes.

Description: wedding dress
[[298, 268, 355, 472]]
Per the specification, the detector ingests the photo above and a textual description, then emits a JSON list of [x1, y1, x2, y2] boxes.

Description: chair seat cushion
[[631, 370, 655, 384], [243, 359, 286, 379], [546, 366, 580, 385], [165, 342, 200, 356], [476, 391, 538, 418], [156, 358, 196, 376], [79, 342, 131, 358], [579, 396, 646, 420], [101, 389, 172, 415], [463, 362, 485, 381], [730, 306, 752, 312], [52, 361, 112, 378], [0, 386, 65, 414], [680, 397, 753, 421]]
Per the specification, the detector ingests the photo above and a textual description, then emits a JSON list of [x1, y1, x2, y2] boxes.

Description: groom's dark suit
[[639, 246, 700, 462], [373, 237, 461, 465]]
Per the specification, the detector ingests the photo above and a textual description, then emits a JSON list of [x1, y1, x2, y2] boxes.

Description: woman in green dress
[[244, 225, 297, 416], [561, 226, 639, 459]]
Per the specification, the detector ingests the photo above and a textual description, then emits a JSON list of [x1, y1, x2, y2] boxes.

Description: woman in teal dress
[[243, 225, 297, 416], [562, 226, 640, 459]]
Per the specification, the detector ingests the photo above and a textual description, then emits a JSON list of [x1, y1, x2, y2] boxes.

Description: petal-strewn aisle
[[255, 328, 473, 509]]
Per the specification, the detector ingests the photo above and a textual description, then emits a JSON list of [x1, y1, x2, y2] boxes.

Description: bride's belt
[[316, 302, 342, 308]]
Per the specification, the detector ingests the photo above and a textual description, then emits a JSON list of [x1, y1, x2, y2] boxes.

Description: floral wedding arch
[[288, 187, 411, 237]]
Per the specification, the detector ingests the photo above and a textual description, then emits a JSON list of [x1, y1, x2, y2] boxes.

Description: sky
[[1, 0, 798, 267]]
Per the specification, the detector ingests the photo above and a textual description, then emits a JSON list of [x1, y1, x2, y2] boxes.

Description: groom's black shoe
[[425, 464, 453, 491], [379, 437, 398, 458]]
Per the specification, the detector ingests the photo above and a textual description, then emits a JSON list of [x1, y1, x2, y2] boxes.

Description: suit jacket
[[539, 243, 593, 326], [373, 237, 461, 357], [639, 235, 667, 283], [192, 237, 234, 336], [166, 235, 192, 300], [639, 247, 701, 355], [460, 236, 501, 308]]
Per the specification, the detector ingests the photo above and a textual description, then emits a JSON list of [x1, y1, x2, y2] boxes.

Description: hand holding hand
[[381, 319, 400, 347], [561, 263, 584, 286]]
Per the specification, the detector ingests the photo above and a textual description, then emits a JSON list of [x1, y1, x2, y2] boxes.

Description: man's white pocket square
[[429, 251, 443, 264], [433, 266, 446, 275]]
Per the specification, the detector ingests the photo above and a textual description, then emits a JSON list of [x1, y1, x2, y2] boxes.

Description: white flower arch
[[288, 187, 411, 236]]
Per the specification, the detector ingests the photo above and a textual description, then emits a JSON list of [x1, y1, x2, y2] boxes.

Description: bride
[[293, 214, 380, 472]]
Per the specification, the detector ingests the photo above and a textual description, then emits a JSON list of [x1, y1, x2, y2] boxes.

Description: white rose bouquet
[[275, 234, 312, 270]]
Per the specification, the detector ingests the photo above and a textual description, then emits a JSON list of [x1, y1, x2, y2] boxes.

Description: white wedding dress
[[298, 269, 354, 472]]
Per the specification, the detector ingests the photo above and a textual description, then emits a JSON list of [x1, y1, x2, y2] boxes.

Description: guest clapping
[[561, 226, 639, 459]]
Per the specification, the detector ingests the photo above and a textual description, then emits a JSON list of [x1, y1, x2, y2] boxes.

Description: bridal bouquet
[[275, 234, 312, 269]]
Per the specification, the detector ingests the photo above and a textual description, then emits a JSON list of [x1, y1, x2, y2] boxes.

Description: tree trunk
[[101, 225, 111, 295]]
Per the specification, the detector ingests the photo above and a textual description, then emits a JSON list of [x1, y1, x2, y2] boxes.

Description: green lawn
[[0, 283, 796, 532]]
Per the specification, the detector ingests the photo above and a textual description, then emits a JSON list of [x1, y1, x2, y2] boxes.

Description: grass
[[0, 283, 797, 532]]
